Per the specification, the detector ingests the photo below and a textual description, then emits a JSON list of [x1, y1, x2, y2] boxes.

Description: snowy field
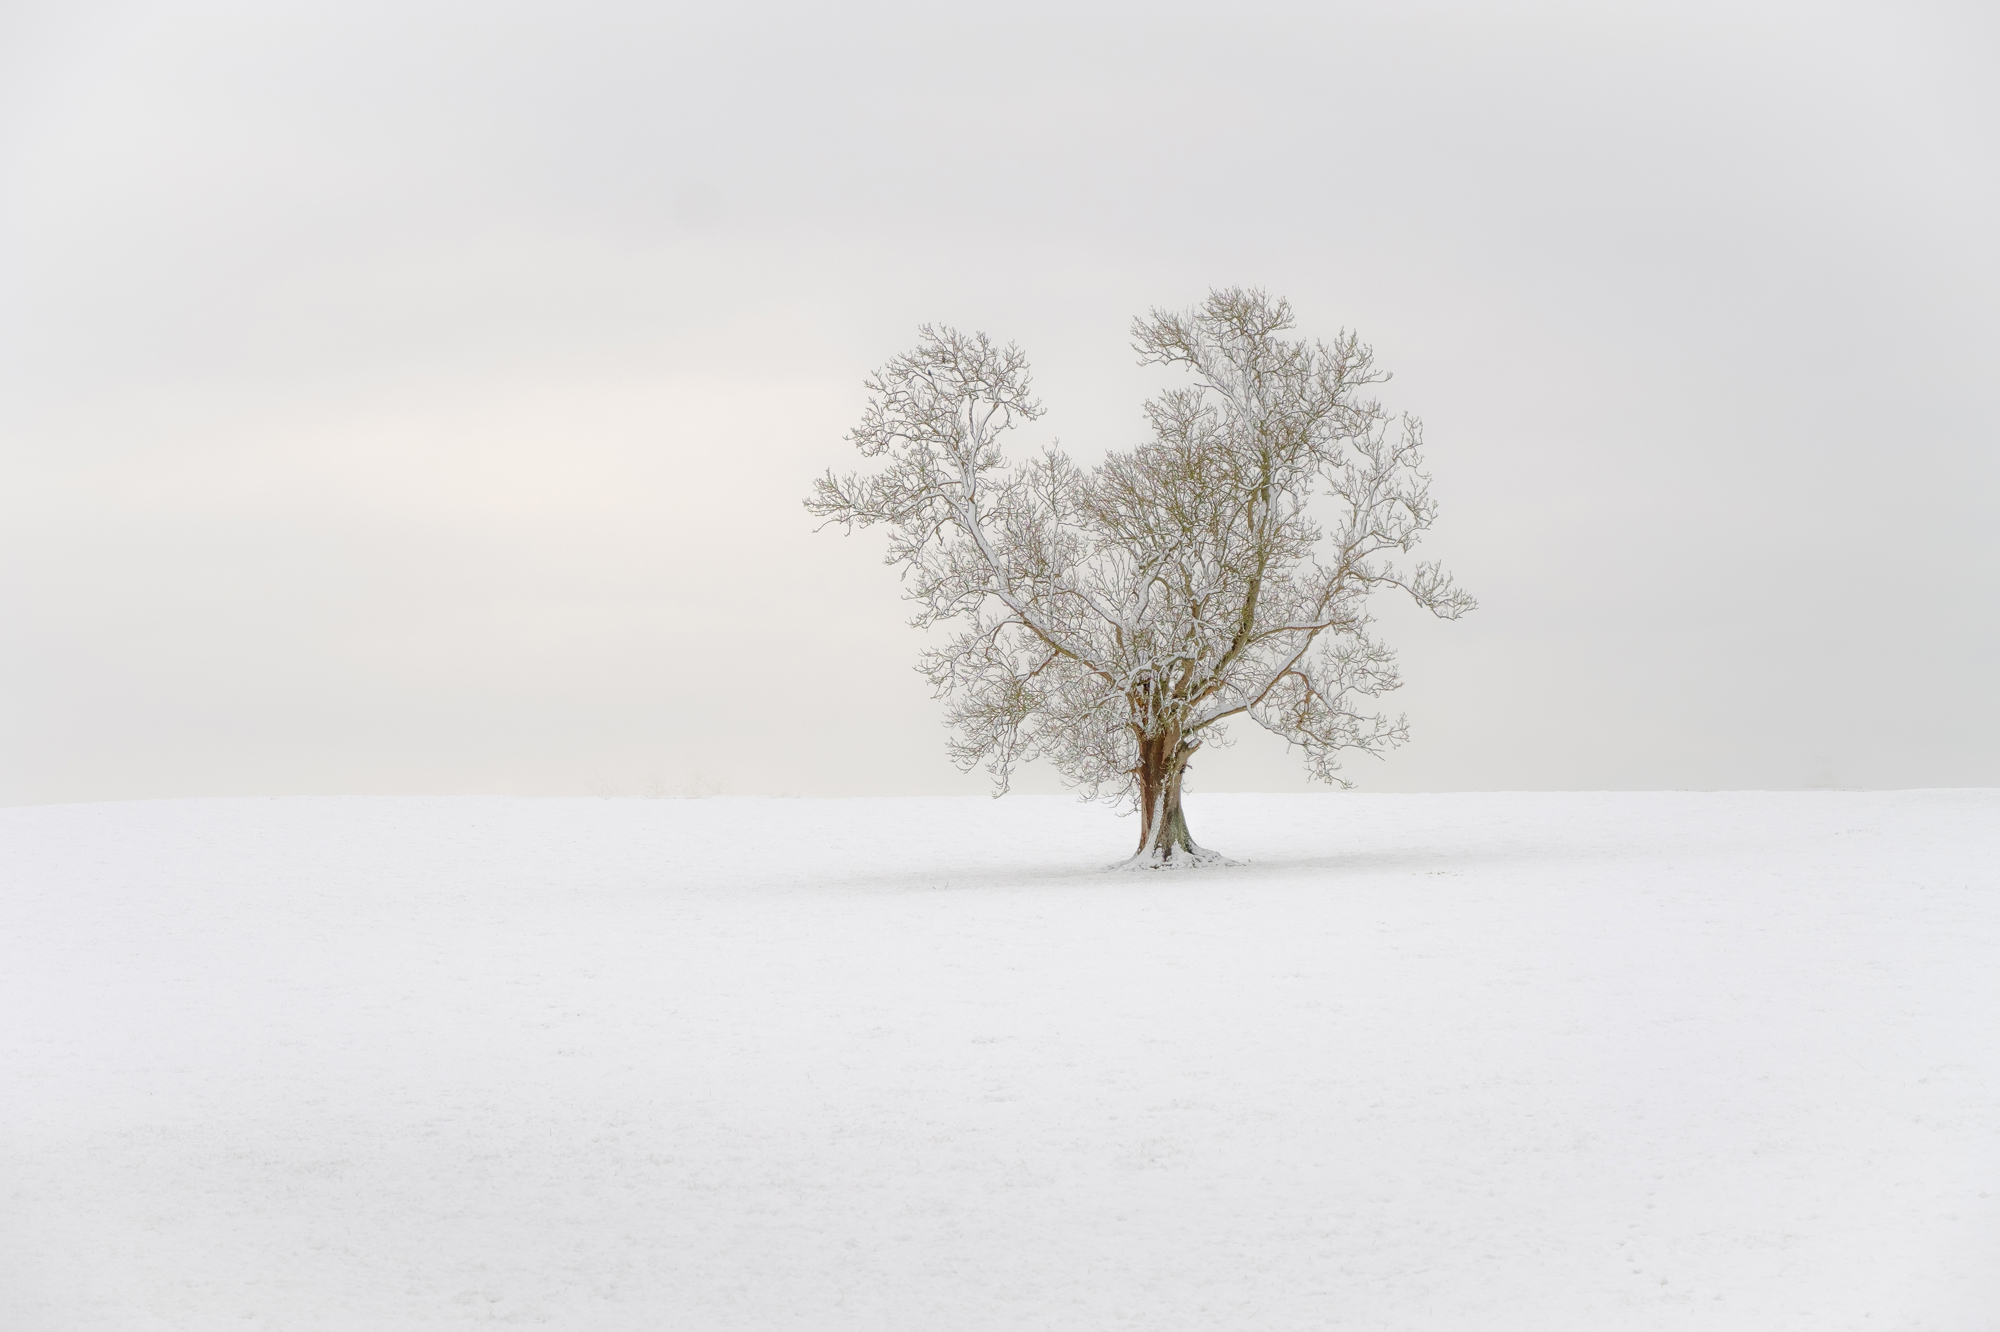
[[2, 790, 1996, 1330]]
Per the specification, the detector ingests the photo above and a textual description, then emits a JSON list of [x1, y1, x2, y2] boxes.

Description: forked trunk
[[1125, 733, 1227, 868]]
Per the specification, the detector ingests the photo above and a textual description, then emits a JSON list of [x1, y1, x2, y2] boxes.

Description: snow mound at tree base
[[1110, 841, 1239, 870]]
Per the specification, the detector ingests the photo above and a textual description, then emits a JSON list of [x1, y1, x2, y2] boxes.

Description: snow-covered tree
[[809, 289, 1475, 866]]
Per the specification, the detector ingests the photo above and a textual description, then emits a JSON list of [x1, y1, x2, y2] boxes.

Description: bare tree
[[809, 289, 1474, 866]]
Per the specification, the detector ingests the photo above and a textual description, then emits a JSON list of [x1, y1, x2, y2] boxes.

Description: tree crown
[[808, 288, 1473, 801]]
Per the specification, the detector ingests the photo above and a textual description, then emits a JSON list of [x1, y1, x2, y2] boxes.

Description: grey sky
[[2, 0, 1995, 803]]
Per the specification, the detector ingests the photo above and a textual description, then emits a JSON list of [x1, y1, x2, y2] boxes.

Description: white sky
[[2, 0, 1995, 803]]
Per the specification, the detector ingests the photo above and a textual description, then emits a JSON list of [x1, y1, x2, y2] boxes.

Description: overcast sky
[[2, 0, 1995, 804]]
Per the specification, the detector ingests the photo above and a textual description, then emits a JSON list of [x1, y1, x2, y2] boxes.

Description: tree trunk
[[1127, 733, 1223, 868]]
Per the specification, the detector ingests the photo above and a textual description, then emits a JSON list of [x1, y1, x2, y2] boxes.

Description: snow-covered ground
[[2, 791, 1995, 1330]]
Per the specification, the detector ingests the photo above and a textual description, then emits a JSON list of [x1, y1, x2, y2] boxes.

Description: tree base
[[1110, 843, 1239, 871]]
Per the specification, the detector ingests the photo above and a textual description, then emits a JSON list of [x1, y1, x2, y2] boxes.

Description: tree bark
[[1129, 732, 1215, 866]]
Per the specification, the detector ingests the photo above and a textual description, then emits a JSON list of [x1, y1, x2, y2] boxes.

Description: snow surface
[[3, 790, 1996, 1330]]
